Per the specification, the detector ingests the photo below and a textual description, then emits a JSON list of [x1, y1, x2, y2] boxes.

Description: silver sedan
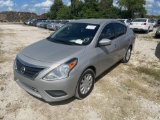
[[14, 19, 135, 102]]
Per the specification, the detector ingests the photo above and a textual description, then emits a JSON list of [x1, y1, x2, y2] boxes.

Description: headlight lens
[[43, 58, 78, 81]]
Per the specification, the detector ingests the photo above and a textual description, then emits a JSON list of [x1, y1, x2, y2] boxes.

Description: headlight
[[43, 58, 78, 81]]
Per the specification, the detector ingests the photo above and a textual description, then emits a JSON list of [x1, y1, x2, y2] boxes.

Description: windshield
[[47, 23, 100, 46], [133, 19, 146, 22]]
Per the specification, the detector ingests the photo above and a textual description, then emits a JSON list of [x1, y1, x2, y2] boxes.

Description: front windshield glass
[[47, 23, 100, 46]]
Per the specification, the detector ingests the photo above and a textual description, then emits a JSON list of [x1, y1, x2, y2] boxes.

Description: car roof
[[71, 19, 116, 25], [134, 18, 148, 19], [117, 19, 127, 20]]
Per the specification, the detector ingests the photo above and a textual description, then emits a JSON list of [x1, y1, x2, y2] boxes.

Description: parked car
[[155, 26, 160, 37], [151, 19, 157, 27], [157, 19, 160, 25], [27, 19, 36, 26], [47, 20, 61, 30], [32, 19, 47, 26], [117, 19, 132, 26], [36, 20, 46, 27], [24, 20, 31, 25], [55, 20, 69, 30], [14, 19, 135, 102], [40, 20, 55, 29], [129, 18, 154, 33]]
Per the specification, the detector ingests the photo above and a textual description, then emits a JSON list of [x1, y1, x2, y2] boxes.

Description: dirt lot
[[0, 23, 160, 120]]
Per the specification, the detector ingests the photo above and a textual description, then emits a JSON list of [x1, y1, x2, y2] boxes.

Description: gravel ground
[[0, 23, 160, 120]]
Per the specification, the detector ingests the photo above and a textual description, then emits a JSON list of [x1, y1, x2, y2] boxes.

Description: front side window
[[47, 23, 100, 45], [99, 23, 115, 40]]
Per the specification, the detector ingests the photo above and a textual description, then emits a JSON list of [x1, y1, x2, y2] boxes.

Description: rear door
[[113, 23, 129, 59]]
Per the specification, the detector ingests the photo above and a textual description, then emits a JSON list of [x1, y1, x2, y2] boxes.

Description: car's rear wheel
[[121, 47, 132, 63], [146, 27, 150, 33], [75, 69, 95, 99]]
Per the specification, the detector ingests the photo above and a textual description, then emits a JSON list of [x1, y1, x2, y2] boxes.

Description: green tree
[[50, 0, 63, 19], [70, 0, 83, 18], [117, 0, 146, 18], [98, 0, 114, 18], [80, 0, 100, 18], [56, 6, 71, 19]]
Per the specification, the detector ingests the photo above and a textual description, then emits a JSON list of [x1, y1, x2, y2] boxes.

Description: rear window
[[133, 19, 147, 22]]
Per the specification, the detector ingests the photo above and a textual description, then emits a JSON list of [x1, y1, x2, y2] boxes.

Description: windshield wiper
[[47, 38, 82, 46], [53, 39, 75, 45]]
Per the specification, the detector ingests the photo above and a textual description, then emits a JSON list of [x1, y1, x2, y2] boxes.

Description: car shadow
[[28, 92, 76, 106], [134, 31, 147, 34], [155, 42, 160, 59]]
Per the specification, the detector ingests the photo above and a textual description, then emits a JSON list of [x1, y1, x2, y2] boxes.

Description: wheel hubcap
[[80, 74, 93, 95], [126, 49, 131, 61]]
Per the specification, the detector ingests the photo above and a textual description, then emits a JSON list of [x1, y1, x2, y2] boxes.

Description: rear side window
[[113, 23, 127, 37], [127, 19, 132, 23], [99, 23, 115, 40]]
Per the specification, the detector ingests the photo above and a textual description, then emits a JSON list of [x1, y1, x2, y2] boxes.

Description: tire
[[146, 27, 150, 33], [121, 47, 132, 63], [75, 69, 95, 99]]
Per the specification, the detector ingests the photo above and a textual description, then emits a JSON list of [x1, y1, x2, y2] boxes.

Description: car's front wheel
[[121, 47, 132, 63], [75, 69, 95, 99]]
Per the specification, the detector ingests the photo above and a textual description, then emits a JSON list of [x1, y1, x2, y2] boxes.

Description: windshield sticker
[[70, 39, 83, 44], [75, 39, 83, 44], [86, 25, 96, 30]]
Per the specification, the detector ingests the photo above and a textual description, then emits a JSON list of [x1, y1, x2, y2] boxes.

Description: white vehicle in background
[[117, 19, 132, 26], [129, 18, 154, 33]]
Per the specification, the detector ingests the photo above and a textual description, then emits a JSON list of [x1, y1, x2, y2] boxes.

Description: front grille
[[16, 58, 45, 79]]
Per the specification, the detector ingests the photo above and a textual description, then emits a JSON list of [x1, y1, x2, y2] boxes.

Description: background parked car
[[155, 26, 160, 38], [39, 20, 53, 29], [157, 19, 160, 25], [54, 20, 70, 30], [47, 20, 61, 30], [32, 19, 47, 26], [24, 20, 31, 25], [129, 18, 154, 33], [151, 19, 157, 27], [117, 19, 132, 26], [36, 20, 46, 27]]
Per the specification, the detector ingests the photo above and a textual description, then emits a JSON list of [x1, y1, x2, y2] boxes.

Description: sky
[[0, 0, 160, 15]]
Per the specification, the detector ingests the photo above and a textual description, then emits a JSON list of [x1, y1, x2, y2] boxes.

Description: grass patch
[[142, 35, 154, 39], [136, 66, 160, 81]]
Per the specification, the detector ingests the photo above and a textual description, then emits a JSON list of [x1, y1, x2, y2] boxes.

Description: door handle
[[114, 44, 117, 48]]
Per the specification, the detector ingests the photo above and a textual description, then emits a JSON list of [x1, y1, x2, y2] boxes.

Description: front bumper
[[14, 68, 80, 102]]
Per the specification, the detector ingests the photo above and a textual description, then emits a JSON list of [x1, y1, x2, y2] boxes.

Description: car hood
[[20, 39, 86, 63]]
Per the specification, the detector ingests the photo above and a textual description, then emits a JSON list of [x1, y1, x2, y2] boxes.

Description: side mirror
[[99, 39, 112, 46]]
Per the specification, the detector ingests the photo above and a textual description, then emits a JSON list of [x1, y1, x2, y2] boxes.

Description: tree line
[[47, 0, 146, 20]]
